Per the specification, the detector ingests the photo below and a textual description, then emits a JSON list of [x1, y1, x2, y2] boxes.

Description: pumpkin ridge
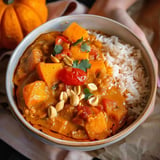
[[13, 3, 42, 36], [15, 2, 43, 23], [15, 1, 47, 23], [13, 3, 28, 36], [0, 2, 7, 48], [1, 5, 23, 49]]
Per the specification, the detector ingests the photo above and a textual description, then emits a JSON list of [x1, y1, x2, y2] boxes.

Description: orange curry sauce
[[14, 22, 128, 141]]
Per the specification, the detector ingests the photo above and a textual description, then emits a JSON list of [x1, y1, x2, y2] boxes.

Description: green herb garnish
[[53, 44, 63, 55], [52, 83, 58, 90], [72, 37, 83, 46], [81, 42, 91, 52], [84, 88, 93, 100], [73, 59, 91, 72]]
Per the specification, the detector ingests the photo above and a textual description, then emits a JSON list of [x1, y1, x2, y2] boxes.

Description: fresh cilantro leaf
[[72, 37, 83, 46], [84, 88, 93, 100], [52, 83, 58, 90], [53, 44, 63, 55], [73, 59, 91, 72], [72, 60, 79, 68], [81, 42, 91, 52]]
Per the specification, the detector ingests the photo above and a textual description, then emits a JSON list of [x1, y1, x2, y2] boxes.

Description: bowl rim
[[6, 14, 158, 148]]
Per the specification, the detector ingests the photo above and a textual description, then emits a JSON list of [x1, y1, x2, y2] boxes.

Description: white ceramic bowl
[[6, 15, 158, 151]]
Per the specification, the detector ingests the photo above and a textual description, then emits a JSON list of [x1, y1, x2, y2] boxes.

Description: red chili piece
[[55, 36, 70, 45]]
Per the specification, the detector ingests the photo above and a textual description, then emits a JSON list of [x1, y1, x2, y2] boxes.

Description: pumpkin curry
[[13, 22, 128, 141]]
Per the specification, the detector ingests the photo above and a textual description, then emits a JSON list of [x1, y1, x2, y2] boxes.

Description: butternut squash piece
[[63, 22, 89, 42], [85, 112, 109, 140], [70, 45, 89, 60], [87, 60, 107, 82], [36, 62, 63, 87], [88, 60, 107, 75], [102, 98, 127, 123], [23, 81, 49, 108]]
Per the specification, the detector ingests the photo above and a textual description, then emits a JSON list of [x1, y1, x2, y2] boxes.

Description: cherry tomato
[[58, 67, 87, 85]]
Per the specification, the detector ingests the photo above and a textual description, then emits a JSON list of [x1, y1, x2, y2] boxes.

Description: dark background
[[47, 0, 95, 8]]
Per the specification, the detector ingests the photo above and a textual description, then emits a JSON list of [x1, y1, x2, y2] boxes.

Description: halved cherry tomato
[[58, 67, 87, 85]]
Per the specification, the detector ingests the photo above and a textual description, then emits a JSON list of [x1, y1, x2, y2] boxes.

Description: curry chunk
[[85, 112, 109, 140], [27, 48, 43, 71], [102, 98, 127, 123], [70, 45, 89, 60], [36, 62, 63, 87], [87, 60, 107, 82], [23, 81, 49, 108], [63, 22, 89, 42], [51, 116, 78, 136]]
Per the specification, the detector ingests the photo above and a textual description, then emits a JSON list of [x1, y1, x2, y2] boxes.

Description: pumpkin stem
[[3, 0, 14, 4]]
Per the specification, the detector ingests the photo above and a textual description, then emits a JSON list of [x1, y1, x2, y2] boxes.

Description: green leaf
[[81, 42, 91, 52], [72, 60, 79, 67], [73, 59, 91, 72], [72, 37, 83, 46], [52, 83, 58, 90], [53, 44, 63, 55], [84, 88, 93, 100]]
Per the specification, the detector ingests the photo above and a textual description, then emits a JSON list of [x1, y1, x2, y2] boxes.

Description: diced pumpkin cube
[[23, 81, 49, 108], [51, 116, 78, 136], [102, 98, 127, 123], [70, 45, 89, 60], [36, 62, 63, 87], [85, 112, 109, 140], [63, 22, 89, 42], [87, 60, 107, 82]]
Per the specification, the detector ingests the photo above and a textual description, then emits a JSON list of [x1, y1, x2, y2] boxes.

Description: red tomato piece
[[58, 67, 87, 85], [77, 105, 92, 120]]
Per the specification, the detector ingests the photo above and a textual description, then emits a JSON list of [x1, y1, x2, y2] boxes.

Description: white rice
[[89, 31, 150, 116]]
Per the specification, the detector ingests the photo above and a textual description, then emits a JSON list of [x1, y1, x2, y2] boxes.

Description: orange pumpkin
[[0, 0, 48, 49]]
